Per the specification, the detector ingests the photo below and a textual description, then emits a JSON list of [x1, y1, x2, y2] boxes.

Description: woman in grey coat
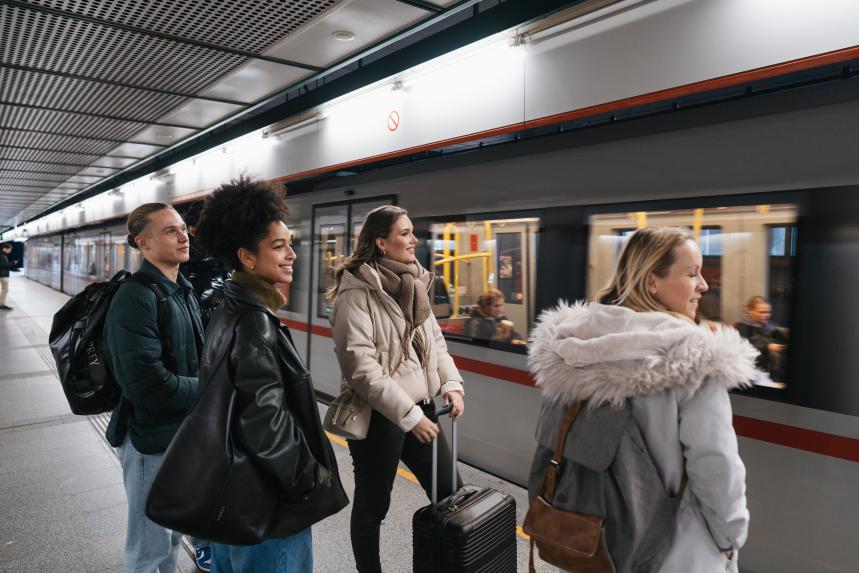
[[528, 227, 757, 573]]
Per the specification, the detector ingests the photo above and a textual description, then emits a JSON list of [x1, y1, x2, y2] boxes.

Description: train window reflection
[[316, 222, 346, 318], [588, 204, 797, 389], [427, 216, 539, 350], [314, 199, 394, 318]]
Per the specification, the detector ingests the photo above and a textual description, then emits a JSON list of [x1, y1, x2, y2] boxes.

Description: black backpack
[[49, 270, 173, 415]]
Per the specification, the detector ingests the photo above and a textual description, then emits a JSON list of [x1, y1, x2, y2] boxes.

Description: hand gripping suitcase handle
[[431, 404, 457, 505]]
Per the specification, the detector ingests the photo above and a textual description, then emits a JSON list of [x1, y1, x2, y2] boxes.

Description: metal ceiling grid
[[0, 68, 189, 124], [0, 103, 153, 142], [26, 0, 341, 53], [0, 128, 125, 156], [0, 0, 346, 225], [0, 7, 241, 94], [0, 147, 106, 166]]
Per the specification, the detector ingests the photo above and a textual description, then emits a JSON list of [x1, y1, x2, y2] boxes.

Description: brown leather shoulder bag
[[523, 402, 615, 573]]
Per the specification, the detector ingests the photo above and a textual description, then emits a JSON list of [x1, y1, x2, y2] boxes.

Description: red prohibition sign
[[387, 110, 400, 132]]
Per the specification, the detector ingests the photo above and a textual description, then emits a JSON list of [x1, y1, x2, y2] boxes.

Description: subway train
[[19, 77, 859, 573]]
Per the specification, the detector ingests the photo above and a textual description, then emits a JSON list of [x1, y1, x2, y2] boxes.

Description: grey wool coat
[[527, 302, 758, 573]]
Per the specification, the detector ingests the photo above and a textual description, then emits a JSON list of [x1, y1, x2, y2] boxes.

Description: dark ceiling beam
[[0, 62, 248, 106], [0, 190, 82, 197], [394, 0, 443, 12], [0, 0, 324, 72], [0, 100, 196, 129], [0, 126, 169, 147], [0, 181, 57, 190], [1, 167, 98, 177], [0, 157, 122, 170], [0, 143, 141, 160]]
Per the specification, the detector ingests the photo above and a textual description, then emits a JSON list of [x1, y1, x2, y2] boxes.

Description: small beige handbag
[[323, 386, 371, 440]]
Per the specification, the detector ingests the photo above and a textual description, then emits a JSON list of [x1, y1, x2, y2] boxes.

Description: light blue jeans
[[117, 435, 182, 573], [211, 528, 313, 573]]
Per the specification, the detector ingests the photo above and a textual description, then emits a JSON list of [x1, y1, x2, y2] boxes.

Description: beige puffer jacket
[[330, 263, 464, 431]]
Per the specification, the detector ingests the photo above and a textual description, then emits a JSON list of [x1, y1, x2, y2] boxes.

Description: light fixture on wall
[[262, 112, 322, 138]]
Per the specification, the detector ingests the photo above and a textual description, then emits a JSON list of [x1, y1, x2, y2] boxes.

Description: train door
[[97, 231, 111, 281], [307, 197, 395, 398], [112, 236, 126, 275]]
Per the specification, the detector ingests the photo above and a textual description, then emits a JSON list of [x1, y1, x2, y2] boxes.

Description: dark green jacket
[[104, 259, 203, 453]]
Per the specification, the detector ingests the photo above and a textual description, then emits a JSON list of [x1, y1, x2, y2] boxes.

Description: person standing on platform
[[194, 177, 347, 573], [0, 243, 17, 311], [328, 205, 466, 573], [528, 227, 756, 572], [179, 202, 230, 329], [103, 203, 208, 573]]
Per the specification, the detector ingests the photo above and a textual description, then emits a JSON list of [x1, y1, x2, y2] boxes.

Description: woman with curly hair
[[327, 205, 465, 573], [195, 176, 348, 573]]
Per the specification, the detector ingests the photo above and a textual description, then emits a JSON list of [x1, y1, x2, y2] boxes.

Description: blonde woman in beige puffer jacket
[[328, 205, 465, 573]]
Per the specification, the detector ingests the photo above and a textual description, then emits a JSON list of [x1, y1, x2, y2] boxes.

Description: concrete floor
[[0, 274, 553, 572]]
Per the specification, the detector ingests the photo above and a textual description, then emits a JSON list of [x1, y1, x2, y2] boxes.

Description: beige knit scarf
[[373, 258, 431, 368]]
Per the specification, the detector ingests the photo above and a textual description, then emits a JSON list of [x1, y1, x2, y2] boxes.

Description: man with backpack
[[0, 242, 18, 310], [103, 203, 209, 573]]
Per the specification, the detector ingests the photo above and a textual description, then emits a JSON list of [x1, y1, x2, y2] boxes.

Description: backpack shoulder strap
[[126, 272, 176, 372]]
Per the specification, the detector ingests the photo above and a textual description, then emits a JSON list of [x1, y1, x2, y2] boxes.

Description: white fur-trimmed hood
[[528, 301, 759, 407]]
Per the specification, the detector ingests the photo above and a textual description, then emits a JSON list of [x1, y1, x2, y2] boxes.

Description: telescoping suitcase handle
[[431, 404, 457, 504]]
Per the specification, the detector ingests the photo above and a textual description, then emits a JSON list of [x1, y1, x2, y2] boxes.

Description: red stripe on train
[[282, 318, 859, 463], [732, 416, 859, 463]]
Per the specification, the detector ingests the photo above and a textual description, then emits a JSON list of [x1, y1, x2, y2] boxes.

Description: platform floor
[[0, 274, 552, 572]]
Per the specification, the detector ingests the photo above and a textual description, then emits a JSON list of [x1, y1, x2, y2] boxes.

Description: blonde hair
[[595, 227, 695, 315], [745, 295, 769, 312], [126, 203, 174, 249]]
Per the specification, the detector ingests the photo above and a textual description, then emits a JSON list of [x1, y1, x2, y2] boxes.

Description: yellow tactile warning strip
[[324, 432, 530, 541]]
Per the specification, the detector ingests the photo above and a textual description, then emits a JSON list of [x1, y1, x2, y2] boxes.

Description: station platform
[[0, 274, 550, 572]]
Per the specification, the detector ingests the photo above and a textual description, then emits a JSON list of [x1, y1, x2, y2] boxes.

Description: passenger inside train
[[735, 295, 789, 384], [465, 289, 526, 345]]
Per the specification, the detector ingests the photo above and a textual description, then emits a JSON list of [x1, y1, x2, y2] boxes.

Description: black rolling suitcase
[[413, 405, 517, 572]]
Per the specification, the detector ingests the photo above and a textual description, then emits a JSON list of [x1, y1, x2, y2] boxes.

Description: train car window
[[313, 198, 394, 319], [587, 203, 797, 390], [424, 216, 539, 351], [316, 220, 346, 318], [767, 224, 796, 328]]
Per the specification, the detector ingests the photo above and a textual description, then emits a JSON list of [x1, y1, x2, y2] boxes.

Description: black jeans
[[347, 402, 461, 573]]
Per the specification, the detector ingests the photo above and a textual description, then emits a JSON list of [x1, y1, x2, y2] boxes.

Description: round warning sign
[[387, 110, 400, 132]]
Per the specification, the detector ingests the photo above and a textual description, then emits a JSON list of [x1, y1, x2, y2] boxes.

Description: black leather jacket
[[180, 239, 230, 329], [202, 281, 348, 537]]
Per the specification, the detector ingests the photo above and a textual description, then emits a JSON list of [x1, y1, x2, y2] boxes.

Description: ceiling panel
[[157, 99, 246, 130], [130, 125, 198, 146], [267, 0, 428, 68], [106, 141, 166, 158], [200, 60, 314, 104]]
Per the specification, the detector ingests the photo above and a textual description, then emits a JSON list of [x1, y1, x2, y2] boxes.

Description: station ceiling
[[0, 0, 488, 230]]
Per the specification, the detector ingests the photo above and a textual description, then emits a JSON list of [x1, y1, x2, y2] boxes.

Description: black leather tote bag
[[145, 309, 279, 545]]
